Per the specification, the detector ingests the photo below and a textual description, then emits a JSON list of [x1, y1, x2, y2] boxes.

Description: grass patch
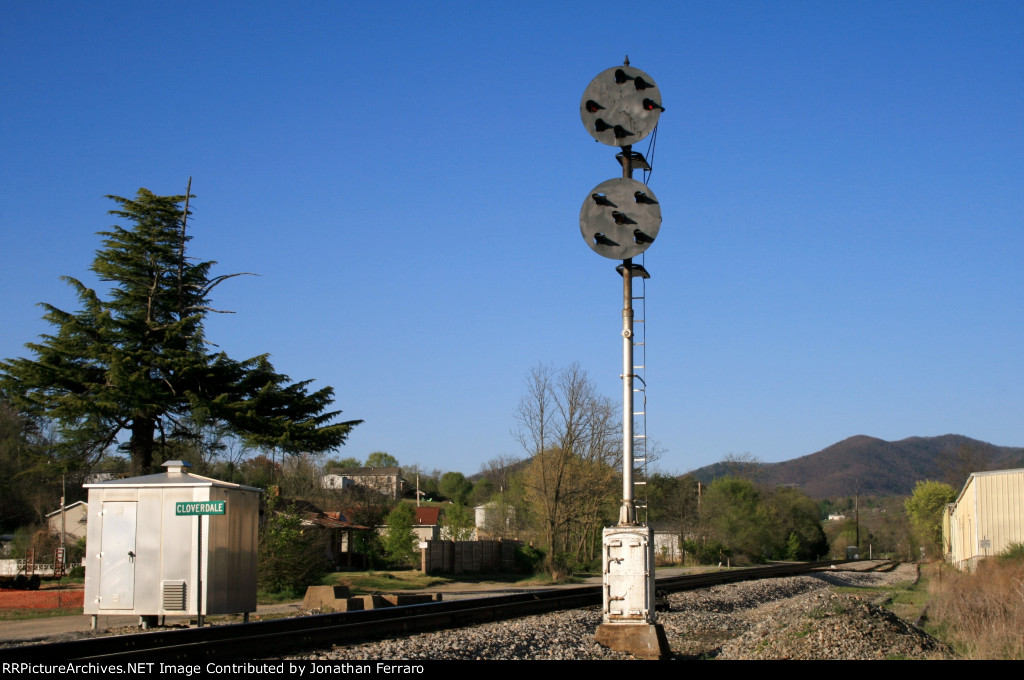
[[0, 607, 82, 621], [257, 568, 575, 602], [256, 588, 306, 604], [257, 570, 452, 602], [831, 568, 931, 624], [790, 622, 812, 638], [326, 570, 453, 594], [513, 571, 584, 586]]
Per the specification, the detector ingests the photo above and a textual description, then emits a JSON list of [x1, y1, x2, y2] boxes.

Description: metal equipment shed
[[83, 461, 259, 625], [943, 468, 1024, 571]]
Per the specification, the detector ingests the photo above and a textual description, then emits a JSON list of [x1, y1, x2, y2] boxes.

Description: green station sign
[[175, 500, 226, 516]]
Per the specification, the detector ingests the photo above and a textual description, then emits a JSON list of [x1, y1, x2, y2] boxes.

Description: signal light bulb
[[633, 229, 655, 244], [612, 125, 634, 139]]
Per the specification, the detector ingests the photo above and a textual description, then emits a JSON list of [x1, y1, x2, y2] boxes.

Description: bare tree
[[278, 452, 327, 503], [721, 452, 763, 481], [514, 363, 619, 575], [479, 454, 523, 493], [940, 443, 990, 491]]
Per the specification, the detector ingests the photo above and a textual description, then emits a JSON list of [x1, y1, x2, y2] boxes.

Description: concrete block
[[595, 622, 671, 660]]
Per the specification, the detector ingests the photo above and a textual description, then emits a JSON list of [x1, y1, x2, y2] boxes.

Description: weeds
[[928, 554, 1024, 659]]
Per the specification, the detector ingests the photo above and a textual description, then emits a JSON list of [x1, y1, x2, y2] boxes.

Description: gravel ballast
[[292, 563, 950, 660]]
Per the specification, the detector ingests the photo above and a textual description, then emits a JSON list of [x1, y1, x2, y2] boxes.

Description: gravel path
[[291, 563, 950, 660]]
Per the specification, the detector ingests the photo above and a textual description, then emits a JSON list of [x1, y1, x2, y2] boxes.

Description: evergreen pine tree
[[1, 188, 360, 474]]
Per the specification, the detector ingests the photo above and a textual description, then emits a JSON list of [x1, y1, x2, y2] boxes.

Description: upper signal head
[[580, 65, 663, 147]]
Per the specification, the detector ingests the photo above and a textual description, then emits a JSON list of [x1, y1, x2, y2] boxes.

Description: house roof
[[326, 466, 403, 477], [45, 500, 88, 518], [302, 514, 370, 531], [415, 507, 441, 526], [83, 460, 261, 492], [953, 467, 1024, 505], [270, 500, 370, 530]]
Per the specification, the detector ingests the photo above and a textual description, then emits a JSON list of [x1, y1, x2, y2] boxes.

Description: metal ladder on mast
[[632, 264, 649, 525]]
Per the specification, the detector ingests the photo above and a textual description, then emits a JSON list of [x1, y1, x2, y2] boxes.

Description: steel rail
[[5, 560, 862, 661]]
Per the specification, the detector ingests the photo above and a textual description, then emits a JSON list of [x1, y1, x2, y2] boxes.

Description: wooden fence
[[421, 539, 522, 574]]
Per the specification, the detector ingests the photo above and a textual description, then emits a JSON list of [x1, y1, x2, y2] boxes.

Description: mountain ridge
[[686, 434, 1024, 498]]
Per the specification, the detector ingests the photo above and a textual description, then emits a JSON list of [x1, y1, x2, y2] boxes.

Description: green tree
[[469, 478, 496, 507], [904, 480, 956, 555], [440, 502, 476, 541], [325, 456, 361, 470], [401, 463, 441, 500], [647, 473, 700, 538], [1, 189, 361, 475], [765, 486, 828, 560], [383, 503, 417, 566], [238, 454, 280, 490], [258, 497, 329, 594], [785, 531, 801, 560], [701, 477, 826, 562], [701, 476, 773, 562], [0, 401, 49, 530], [365, 451, 399, 468], [439, 471, 472, 505]]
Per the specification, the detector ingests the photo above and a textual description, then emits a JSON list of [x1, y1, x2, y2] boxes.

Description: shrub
[[515, 543, 545, 573], [997, 542, 1024, 564], [352, 530, 386, 570], [684, 539, 732, 565], [257, 498, 329, 595]]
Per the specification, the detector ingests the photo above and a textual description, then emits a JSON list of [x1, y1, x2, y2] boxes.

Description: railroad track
[[6, 560, 863, 661]]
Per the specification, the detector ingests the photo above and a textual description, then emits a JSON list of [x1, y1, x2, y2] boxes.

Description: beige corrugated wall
[[948, 469, 1024, 571]]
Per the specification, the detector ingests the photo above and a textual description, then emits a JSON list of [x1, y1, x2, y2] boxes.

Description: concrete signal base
[[595, 622, 671, 660]]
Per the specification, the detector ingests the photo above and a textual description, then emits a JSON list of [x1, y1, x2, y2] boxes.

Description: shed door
[[99, 501, 137, 609]]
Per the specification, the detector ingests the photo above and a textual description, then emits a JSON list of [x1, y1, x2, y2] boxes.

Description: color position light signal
[[580, 177, 661, 260], [580, 65, 663, 147]]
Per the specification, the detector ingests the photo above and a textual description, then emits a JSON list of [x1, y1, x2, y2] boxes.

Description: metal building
[[83, 461, 259, 625], [943, 468, 1024, 571]]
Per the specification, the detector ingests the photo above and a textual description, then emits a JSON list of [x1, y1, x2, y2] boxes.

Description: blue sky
[[2, 1, 1021, 476]]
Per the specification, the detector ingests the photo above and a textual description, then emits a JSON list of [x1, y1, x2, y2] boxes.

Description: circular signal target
[[580, 177, 661, 260]]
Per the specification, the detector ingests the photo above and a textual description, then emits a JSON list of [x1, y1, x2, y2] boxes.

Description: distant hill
[[687, 435, 1024, 498]]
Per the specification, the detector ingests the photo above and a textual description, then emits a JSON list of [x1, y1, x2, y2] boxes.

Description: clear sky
[[2, 1, 1021, 476]]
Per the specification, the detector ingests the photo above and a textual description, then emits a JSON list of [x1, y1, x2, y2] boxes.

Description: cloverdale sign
[[175, 500, 226, 516]]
